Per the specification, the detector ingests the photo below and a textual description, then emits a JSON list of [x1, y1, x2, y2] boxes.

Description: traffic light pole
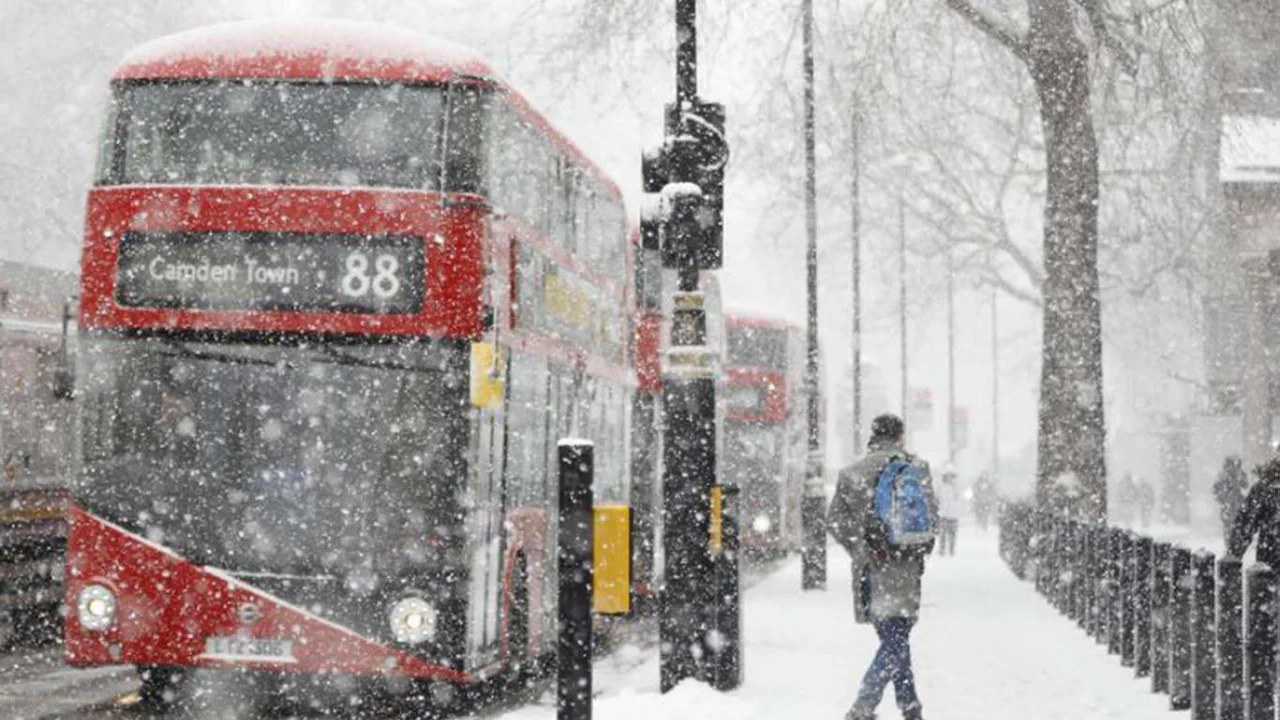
[[646, 0, 735, 693]]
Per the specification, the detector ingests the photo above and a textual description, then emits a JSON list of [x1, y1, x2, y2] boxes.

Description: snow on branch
[[941, 0, 1030, 63]]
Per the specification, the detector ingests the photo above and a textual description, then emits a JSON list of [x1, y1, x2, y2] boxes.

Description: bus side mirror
[[52, 297, 75, 401]]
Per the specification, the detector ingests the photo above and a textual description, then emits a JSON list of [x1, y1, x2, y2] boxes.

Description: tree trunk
[[1027, 0, 1107, 521]]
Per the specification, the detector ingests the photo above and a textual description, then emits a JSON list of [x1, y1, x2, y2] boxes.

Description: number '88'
[[341, 252, 401, 299]]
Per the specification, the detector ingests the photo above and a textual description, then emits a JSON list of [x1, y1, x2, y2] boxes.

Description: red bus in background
[[65, 19, 636, 710], [628, 239, 662, 602], [723, 313, 808, 558]]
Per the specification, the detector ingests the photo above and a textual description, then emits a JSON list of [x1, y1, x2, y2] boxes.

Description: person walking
[[1215, 456, 1249, 542], [1227, 456, 1280, 567], [828, 413, 935, 720], [1112, 473, 1138, 527], [935, 467, 961, 556], [972, 472, 995, 531], [1134, 476, 1155, 529]]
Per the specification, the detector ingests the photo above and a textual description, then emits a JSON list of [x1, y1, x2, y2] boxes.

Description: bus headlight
[[389, 597, 437, 645], [76, 584, 117, 632], [751, 514, 772, 534]]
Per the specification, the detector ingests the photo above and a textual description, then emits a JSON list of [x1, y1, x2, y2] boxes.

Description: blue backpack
[[873, 456, 935, 547]]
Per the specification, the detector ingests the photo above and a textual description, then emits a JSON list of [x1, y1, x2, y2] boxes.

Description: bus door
[[466, 343, 507, 667]]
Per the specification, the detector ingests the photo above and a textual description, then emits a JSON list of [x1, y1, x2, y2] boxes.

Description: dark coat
[[827, 440, 935, 619], [1215, 464, 1248, 525], [1228, 477, 1280, 568]]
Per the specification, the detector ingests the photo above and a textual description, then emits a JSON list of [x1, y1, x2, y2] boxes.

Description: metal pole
[[898, 196, 907, 419], [1107, 529, 1123, 655], [1133, 535, 1152, 677], [991, 265, 999, 480], [1121, 533, 1136, 667], [659, 0, 721, 691], [947, 245, 955, 464], [709, 485, 742, 691], [800, 0, 826, 591], [557, 441, 594, 720], [1219, 557, 1245, 720], [1151, 542, 1171, 693], [1170, 547, 1193, 710], [851, 113, 862, 458], [1244, 564, 1276, 720], [1191, 551, 1216, 720], [675, 0, 695, 106]]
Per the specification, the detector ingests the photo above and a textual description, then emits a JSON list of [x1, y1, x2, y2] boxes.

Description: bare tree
[[938, 0, 1126, 519]]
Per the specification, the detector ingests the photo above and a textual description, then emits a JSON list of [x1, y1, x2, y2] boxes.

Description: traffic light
[[639, 101, 727, 269]]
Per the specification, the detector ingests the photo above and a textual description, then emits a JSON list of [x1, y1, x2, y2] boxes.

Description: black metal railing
[[997, 502, 1267, 720]]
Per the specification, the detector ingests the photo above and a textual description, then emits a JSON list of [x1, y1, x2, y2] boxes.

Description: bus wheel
[[136, 666, 187, 711], [506, 559, 531, 684]]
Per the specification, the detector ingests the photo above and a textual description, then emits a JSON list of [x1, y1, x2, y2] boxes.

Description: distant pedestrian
[[1112, 473, 1138, 527], [935, 466, 960, 556], [828, 413, 935, 720], [1134, 476, 1155, 529], [1214, 456, 1248, 542], [972, 472, 995, 531], [2, 455, 18, 484], [1227, 456, 1280, 567]]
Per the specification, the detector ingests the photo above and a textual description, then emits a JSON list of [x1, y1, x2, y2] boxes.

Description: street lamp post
[[800, 0, 827, 592], [851, 112, 862, 458]]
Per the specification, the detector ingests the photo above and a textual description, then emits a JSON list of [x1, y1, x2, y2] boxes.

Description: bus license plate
[[200, 636, 296, 663]]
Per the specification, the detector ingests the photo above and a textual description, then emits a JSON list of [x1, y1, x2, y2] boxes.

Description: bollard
[[1133, 536, 1152, 678], [1100, 528, 1113, 648], [1042, 510, 1055, 599], [1190, 551, 1216, 720], [1072, 521, 1088, 628], [1050, 516, 1063, 612], [1068, 521, 1083, 620], [1169, 546, 1192, 710], [1151, 542, 1170, 694], [1218, 558, 1244, 720], [1107, 529, 1124, 655], [801, 493, 827, 590], [1056, 517, 1070, 614], [708, 484, 742, 691], [1080, 524, 1094, 632], [1088, 525, 1105, 642], [1121, 532, 1136, 667], [1033, 510, 1048, 597], [1244, 564, 1276, 720], [558, 440, 594, 720]]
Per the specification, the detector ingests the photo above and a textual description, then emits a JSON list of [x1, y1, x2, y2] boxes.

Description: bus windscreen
[[105, 81, 446, 189]]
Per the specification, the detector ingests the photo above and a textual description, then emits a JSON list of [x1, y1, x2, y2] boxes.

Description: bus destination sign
[[115, 231, 426, 315]]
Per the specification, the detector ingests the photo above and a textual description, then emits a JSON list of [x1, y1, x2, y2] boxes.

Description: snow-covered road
[[500, 529, 1180, 719]]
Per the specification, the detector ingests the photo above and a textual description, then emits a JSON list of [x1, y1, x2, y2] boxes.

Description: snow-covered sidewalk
[[499, 530, 1178, 719]]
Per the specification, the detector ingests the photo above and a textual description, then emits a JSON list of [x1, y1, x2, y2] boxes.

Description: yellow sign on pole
[[710, 485, 724, 553], [469, 343, 504, 409], [593, 504, 631, 616]]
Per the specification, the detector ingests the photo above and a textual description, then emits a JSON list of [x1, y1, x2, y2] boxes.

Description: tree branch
[[1076, 0, 1139, 76], [942, 0, 1031, 63]]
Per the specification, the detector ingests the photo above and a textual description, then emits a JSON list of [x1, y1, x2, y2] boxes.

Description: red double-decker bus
[[722, 313, 808, 558], [64, 19, 637, 709]]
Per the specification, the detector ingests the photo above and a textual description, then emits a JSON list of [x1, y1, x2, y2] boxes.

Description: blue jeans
[[855, 617, 920, 712]]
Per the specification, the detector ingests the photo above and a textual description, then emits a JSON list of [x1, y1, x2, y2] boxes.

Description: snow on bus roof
[[114, 20, 622, 202], [116, 19, 494, 83], [725, 310, 802, 331]]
